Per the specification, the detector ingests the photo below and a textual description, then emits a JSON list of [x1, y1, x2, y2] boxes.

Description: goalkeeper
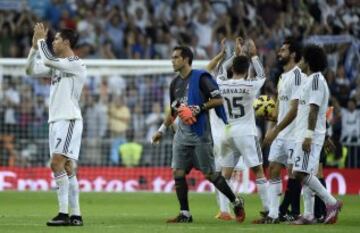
[[152, 46, 245, 223]]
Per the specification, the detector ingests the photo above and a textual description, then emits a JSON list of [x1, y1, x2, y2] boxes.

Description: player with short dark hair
[[214, 39, 270, 223], [152, 46, 245, 223], [26, 23, 85, 226], [260, 37, 306, 223], [291, 44, 342, 225]]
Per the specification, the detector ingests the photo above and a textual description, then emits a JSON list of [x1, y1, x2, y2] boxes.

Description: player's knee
[[50, 154, 66, 172], [293, 171, 305, 182], [65, 160, 77, 176], [172, 169, 185, 178], [251, 165, 264, 178], [269, 162, 281, 178], [221, 169, 232, 180]]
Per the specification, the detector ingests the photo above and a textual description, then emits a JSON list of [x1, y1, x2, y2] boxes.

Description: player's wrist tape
[[158, 123, 167, 134], [200, 103, 207, 111], [306, 129, 314, 138]]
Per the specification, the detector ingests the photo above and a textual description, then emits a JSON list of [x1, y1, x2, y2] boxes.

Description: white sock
[[256, 177, 269, 211], [215, 188, 221, 207], [69, 175, 81, 216], [305, 174, 336, 205], [302, 186, 314, 219], [268, 178, 282, 218], [180, 210, 191, 217], [218, 179, 231, 213], [54, 170, 69, 214], [241, 168, 250, 194]]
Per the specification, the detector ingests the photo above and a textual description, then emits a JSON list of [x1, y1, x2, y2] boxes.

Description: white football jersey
[[26, 39, 86, 123], [294, 72, 330, 145], [217, 56, 265, 136], [276, 66, 306, 139], [340, 108, 360, 140]]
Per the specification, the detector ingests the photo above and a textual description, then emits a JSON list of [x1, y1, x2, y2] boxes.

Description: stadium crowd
[[0, 0, 359, 167]]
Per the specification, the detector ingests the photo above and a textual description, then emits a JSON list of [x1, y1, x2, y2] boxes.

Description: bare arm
[[307, 104, 319, 132], [302, 103, 319, 153], [202, 97, 224, 110], [274, 99, 298, 132], [206, 50, 226, 73]]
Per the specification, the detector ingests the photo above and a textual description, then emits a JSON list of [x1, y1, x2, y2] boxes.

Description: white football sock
[[180, 210, 191, 217], [304, 174, 336, 205], [218, 179, 231, 213], [268, 178, 282, 218], [256, 177, 269, 211], [302, 186, 314, 219], [54, 170, 69, 214], [69, 175, 81, 216]]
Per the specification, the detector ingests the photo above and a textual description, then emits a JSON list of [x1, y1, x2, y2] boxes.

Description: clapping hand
[[32, 22, 48, 49]]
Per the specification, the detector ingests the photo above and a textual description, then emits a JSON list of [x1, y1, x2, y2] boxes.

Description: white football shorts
[[220, 126, 262, 168], [268, 138, 296, 165], [292, 142, 322, 175], [49, 119, 83, 160]]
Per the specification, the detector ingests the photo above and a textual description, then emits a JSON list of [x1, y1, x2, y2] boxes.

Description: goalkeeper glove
[[177, 104, 203, 125]]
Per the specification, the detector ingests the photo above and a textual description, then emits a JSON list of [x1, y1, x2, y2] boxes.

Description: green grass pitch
[[0, 192, 359, 233]]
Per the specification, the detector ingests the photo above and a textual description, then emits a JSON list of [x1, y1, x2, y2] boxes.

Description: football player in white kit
[[206, 38, 249, 220], [260, 37, 305, 223], [26, 23, 86, 226], [291, 45, 342, 225], [213, 39, 270, 222]]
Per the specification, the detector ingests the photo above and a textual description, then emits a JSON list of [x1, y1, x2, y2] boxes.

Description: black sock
[[174, 177, 189, 211], [210, 174, 236, 203], [279, 179, 293, 215], [290, 178, 302, 216], [314, 178, 327, 218]]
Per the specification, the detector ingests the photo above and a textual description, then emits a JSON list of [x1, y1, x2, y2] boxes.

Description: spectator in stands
[[1, 79, 20, 166], [340, 98, 360, 144], [104, 6, 126, 58], [18, 88, 34, 139], [83, 95, 108, 166], [131, 104, 146, 141], [31, 96, 48, 139], [119, 131, 143, 167], [145, 102, 164, 143], [0, 0, 360, 169], [44, 0, 73, 29], [0, 11, 16, 57], [108, 94, 131, 165]]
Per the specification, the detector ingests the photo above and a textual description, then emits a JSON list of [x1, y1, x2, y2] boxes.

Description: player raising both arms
[[206, 37, 247, 220], [214, 39, 270, 223], [26, 23, 86, 226]]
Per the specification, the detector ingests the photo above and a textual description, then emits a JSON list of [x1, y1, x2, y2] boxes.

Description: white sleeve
[[290, 70, 303, 100], [309, 76, 324, 106], [25, 48, 51, 77], [250, 56, 266, 90], [251, 56, 265, 80], [221, 54, 235, 77], [37, 39, 81, 74]]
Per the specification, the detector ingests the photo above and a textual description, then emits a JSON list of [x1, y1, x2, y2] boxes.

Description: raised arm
[[221, 37, 243, 76], [245, 39, 265, 80], [37, 39, 80, 73], [206, 38, 226, 73], [251, 56, 265, 80], [32, 23, 81, 74], [25, 47, 51, 77]]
